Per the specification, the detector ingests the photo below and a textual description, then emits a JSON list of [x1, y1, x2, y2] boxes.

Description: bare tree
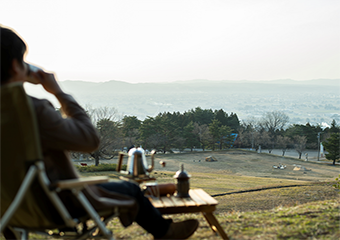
[[276, 135, 292, 156], [259, 131, 274, 153], [260, 111, 289, 133], [237, 129, 259, 149], [86, 105, 122, 125], [240, 117, 262, 149], [85, 106, 123, 166], [294, 135, 307, 159]]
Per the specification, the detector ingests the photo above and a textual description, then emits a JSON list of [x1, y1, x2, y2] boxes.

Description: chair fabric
[[0, 82, 62, 228], [1, 83, 137, 240]]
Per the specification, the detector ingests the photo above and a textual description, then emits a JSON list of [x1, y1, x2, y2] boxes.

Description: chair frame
[[0, 83, 131, 240], [0, 159, 120, 240]]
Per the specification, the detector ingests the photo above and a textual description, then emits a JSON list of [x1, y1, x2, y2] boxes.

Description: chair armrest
[[51, 176, 110, 190]]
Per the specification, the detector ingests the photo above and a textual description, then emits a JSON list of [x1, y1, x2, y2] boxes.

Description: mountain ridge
[[25, 79, 339, 125], [60, 78, 340, 86]]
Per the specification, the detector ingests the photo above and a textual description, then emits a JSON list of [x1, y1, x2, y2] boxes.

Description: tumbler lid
[[174, 164, 190, 179]]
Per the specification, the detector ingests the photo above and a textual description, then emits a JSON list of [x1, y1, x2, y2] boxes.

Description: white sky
[[1, 0, 339, 83]]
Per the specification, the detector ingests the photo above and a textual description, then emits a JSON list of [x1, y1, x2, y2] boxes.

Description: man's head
[[0, 26, 27, 85]]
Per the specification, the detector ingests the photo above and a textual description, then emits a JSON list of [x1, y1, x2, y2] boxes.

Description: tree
[[259, 131, 274, 153], [86, 106, 122, 166], [227, 112, 240, 133], [330, 120, 339, 133], [218, 125, 234, 149], [240, 117, 261, 149], [285, 123, 323, 149], [121, 116, 141, 148], [208, 119, 220, 150], [183, 121, 200, 151], [192, 122, 211, 151], [139, 116, 160, 151], [323, 133, 340, 165], [214, 109, 229, 126], [168, 111, 190, 129], [187, 107, 214, 125], [260, 111, 289, 134], [238, 128, 261, 149], [88, 118, 122, 166], [303, 123, 322, 149], [208, 119, 234, 150], [293, 135, 307, 159], [139, 113, 178, 153], [213, 110, 240, 132], [276, 135, 291, 156], [172, 136, 186, 152]]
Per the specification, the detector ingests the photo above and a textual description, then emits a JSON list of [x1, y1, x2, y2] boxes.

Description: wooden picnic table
[[147, 188, 229, 240]]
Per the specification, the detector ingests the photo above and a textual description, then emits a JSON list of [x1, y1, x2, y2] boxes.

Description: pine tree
[[323, 133, 340, 165]]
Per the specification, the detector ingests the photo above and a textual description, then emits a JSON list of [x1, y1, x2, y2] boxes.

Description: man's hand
[[32, 70, 64, 96]]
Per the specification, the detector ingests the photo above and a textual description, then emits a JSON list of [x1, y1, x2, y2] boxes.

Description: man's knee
[[98, 180, 141, 198]]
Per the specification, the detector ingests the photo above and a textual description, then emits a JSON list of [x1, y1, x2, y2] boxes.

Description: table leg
[[202, 212, 229, 240]]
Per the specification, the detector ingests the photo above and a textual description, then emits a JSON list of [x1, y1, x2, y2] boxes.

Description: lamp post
[[317, 132, 323, 161]]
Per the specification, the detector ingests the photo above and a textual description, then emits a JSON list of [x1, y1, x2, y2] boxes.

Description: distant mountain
[[264, 79, 340, 86], [171, 79, 340, 86], [58, 79, 339, 96], [303, 79, 340, 86], [26, 79, 339, 125]]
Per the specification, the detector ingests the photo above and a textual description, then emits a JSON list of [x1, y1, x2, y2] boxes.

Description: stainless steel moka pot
[[117, 147, 155, 178]]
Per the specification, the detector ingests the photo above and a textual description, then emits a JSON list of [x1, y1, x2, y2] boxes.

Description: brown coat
[[32, 93, 99, 182], [31, 93, 136, 226]]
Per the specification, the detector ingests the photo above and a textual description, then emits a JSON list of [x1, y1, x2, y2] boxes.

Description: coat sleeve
[[32, 93, 100, 153]]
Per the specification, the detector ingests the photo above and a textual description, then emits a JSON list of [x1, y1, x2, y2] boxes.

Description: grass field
[[2, 150, 339, 239]]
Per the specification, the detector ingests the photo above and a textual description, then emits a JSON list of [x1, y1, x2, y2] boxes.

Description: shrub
[[333, 174, 340, 190], [74, 163, 127, 172]]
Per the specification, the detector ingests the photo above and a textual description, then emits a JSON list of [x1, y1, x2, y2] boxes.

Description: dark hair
[[0, 26, 27, 84]]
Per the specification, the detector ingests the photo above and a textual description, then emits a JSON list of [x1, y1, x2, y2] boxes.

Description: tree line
[[73, 107, 339, 166], [237, 112, 339, 163]]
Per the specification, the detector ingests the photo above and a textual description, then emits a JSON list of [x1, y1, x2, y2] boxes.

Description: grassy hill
[[75, 150, 340, 239], [4, 150, 338, 239]]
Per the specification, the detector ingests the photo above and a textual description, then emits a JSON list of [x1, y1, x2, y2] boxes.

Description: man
[[0, 26, 198, 239]]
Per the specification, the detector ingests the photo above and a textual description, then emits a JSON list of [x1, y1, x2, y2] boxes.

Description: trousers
[[98, 181, 171, 238]]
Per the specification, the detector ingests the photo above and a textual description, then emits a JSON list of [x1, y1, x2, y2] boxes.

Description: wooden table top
[[148, 188, 229, 239], [148, 189, 218, 214]]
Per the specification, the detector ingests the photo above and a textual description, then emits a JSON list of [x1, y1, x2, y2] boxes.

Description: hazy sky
[[1, 0, 339, 83]]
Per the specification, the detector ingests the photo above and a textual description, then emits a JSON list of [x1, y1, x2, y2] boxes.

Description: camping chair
[[0, 82, 136, 240]]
